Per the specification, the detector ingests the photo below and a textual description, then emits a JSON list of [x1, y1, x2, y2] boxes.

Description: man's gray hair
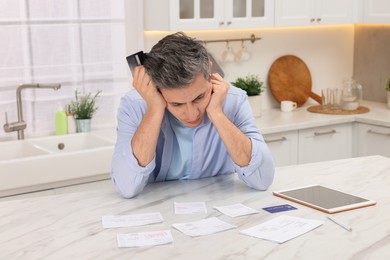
[[144, 32, 210, 89]]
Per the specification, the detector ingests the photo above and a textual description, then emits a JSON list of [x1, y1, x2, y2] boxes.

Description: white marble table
[[1, 156, 389, 259]]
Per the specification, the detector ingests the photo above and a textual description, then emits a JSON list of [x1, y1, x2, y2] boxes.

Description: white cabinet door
[[264, 130, 298, 167], [356, 123, 390, 157], [362, 0, 390, 23], [224, 0, 274, 29], [169, 0, 224, 30], [298, 123, 353, 164], [275, 0, 355, 27], [316, 0, 355, 25], [275, 0, 313, 27], [145, 0, 273, 31]]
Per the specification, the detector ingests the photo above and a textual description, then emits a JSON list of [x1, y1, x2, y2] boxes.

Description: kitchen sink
[[0, 132, 115, 197], [0, 140, 49, 161], [29, 133, 114, 153]]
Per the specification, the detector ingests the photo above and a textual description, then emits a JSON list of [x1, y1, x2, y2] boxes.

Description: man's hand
[[206, 73, 229, 117], [133, 66, 166, 112], [131, 66, 166, 167], [206, 72, 252, 167]]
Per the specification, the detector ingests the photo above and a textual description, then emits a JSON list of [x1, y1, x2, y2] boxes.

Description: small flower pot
[[248, 95, 262, 118], [76, 119, 91, 133]]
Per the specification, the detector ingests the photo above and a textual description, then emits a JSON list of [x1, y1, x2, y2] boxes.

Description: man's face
[[159, 73, 212, 128]]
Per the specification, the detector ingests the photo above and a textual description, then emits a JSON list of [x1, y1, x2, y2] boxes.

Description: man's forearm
[[131, 108, 164, 167], [208, 112, 252, 167]]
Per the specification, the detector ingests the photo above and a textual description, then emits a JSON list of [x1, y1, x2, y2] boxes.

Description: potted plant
[[70, 90, 101, 132], [232, 74, 265, 117], [386, 77, 390, 109]]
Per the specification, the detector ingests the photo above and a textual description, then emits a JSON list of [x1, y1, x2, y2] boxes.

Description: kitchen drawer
[[356, 123, 390, 157], [264, 130, 298, 167], [298, 123, 353, 164]]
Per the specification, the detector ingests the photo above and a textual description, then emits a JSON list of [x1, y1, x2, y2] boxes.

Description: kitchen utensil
[[268, 55, 322, 107]]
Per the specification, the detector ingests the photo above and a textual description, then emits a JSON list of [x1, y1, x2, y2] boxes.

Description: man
[[111, 32, 275, 198]]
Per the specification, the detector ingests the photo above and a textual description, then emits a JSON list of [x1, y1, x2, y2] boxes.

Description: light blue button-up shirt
[[111, 86, 275, 198]]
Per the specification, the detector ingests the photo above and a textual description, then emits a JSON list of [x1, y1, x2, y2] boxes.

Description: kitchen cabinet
[[275, 0, 356, 27], [264, 130, 298, 167], [144, 0, 273, 31], [361, 0, 390, 24], [356, 123, 390, 157], [264, 124, 353, 166], [265, 124, 353, 166], [298, 123, 353, 164]]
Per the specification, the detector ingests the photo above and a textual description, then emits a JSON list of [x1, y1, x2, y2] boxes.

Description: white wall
[[144, 25, 355, 109]]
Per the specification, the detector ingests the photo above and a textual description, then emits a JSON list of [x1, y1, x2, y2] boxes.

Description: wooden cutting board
[[268, 55, 322, 107]]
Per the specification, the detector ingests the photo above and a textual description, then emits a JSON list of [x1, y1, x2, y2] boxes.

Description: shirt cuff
[[124, 144, 156, 176], [233, 138, 261, 177]]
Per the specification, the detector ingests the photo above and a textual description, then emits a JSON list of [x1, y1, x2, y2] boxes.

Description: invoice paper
[[117, 230, 173, 248], [214, 203, 259, 217], [102, 212, 163, 228], [172, 217, 236, 237], [174, 201, 207, 214], [240, 215, 324, 243]]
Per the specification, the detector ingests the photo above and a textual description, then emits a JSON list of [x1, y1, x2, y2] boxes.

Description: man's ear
[[209, 61, 213, 74]]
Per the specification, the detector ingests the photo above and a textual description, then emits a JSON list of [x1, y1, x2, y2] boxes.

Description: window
[[0, 0, 128, 139]]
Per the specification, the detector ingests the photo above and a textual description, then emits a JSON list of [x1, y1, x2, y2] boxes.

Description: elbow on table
[[251, 178, 273, 191], [249, 167, 275, 191], [117, 187, 141, 199], [111, 176, 142, 199]]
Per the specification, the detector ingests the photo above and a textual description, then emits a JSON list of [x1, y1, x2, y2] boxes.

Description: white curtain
[[0, 0, 129, 139]]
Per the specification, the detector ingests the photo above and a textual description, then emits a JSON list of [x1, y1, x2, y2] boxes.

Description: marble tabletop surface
[[1, 155, 389, 260]]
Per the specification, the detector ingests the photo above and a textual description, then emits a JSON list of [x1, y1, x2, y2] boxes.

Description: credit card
[[126, 51, 146, 76], [262, 204, 297, 213]]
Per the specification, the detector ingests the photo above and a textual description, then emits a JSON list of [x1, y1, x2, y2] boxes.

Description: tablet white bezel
[[273, 184, 377, 214]]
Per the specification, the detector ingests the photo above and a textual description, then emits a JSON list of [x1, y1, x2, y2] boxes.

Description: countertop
[[1, 155, 389, 259], [256, 101, 390, 134]]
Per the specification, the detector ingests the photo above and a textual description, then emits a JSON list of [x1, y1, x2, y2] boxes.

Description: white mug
[[281, 100, 297, 112]]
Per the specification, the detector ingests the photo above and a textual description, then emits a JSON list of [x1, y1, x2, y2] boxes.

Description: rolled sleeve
[[110, 92, 155, 198], [233, 138, 275, 190]]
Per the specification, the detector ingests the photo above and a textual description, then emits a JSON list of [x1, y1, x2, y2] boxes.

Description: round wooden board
[[268, 55, 322, 107], [307, 105, 370, 115]]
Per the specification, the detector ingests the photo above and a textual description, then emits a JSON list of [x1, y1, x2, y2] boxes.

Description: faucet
[[3, 83, 61, 140]]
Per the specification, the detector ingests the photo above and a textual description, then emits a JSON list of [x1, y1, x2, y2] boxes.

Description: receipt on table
[[172, 217, 236, 237], [240, 215, 324, 243], [214, 203, 259, 217], [174, 201, 207, 214], [117, 230, 173, 248], [102, 212, 163, 228]]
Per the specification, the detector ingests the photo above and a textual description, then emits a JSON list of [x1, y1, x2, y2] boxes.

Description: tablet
[[273, 184, 376, 214]]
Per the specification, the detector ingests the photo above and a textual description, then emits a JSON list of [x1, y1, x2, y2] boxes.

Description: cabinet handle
[[316, 18, 322, 23], [314, 129, 336, 136], [367, 129, 390, 137], [265, 137, 287, 143], [219, 21, 224, 26], [227, 21, 232, 25], [310, 18, 315, 23]]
